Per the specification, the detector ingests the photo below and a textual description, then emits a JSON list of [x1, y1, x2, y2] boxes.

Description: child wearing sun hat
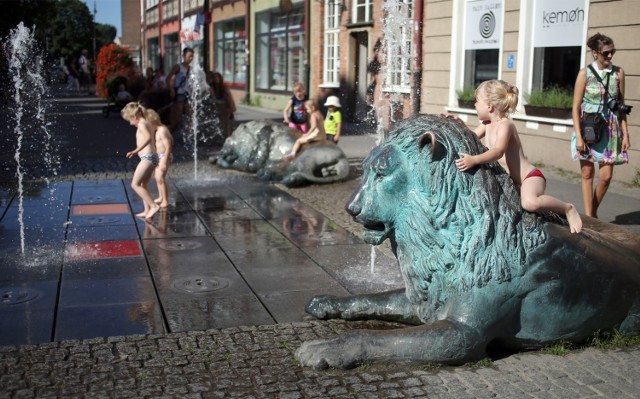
[[323, 95, 342, 144]]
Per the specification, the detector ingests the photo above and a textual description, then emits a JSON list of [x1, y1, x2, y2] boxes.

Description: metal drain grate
[[158, 240, 203, 251], [1, 288, 39, 305], [85, 216, 124, 224], [80, 196, 118, 203], [172, 276, 230, 293]]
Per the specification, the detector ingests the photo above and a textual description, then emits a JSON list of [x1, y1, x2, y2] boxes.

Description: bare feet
[[283, 153, 295, 161], [135, 211, 147, 219], [154, 197, 162, 204], [158, 202, 169, 209], [145, 205, 160, 220], [566, 204, 582, 234]]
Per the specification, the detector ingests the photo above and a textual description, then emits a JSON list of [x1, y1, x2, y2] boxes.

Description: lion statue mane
[[296, 114, 640, 369]]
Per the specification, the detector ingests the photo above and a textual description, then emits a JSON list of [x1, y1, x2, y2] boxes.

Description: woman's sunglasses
[[598, 50, 616, 58]]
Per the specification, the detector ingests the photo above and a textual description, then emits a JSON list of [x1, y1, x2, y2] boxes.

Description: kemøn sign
[[534, 0, 587, 47]]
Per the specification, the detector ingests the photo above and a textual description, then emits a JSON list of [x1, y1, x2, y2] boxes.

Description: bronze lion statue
[[296, 114, 640, 369], [212, 120, 350, 187]]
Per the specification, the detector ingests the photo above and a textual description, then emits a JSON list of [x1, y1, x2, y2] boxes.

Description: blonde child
[[324, 95, 342, 143], [453, 80, 582, 233], [121, 102, 160, 220], [284, 99, 326, 160], [283, 81, 308, 133], [144, 108, 174, 208]]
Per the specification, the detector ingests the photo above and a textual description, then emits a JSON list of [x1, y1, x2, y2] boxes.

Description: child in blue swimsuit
[[121, 102, 160, 220]]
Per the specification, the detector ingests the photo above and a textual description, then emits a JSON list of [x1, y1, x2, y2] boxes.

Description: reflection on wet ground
[[0, 177, 403, 345]]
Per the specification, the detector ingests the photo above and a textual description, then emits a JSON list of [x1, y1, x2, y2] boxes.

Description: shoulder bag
[[579, 65, 610, 145]]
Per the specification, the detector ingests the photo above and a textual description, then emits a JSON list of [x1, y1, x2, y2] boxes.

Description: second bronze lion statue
[[296, 114, 640, 369]]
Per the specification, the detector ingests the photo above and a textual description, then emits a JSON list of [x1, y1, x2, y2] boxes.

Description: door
[[350, 32, 369, 122]]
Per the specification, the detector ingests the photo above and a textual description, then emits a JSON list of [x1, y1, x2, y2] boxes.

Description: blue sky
[[81, 0, 122, 37]]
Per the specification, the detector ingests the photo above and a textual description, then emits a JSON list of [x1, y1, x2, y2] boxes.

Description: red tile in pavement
[[65, 240, 142, 260], [72, 204, 130, 216]]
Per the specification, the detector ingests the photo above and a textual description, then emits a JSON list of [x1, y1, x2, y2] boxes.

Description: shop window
[[464, 49, 499, 88], [214, 18, 247, 88], [162, 0, 178, 20], [163, 33, 180, 75], [255, 6, 305, 92], [531, 46, 581, 91], [147, 37, 161, 71]]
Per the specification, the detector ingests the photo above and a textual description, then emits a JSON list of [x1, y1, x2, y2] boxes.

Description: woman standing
[[206, 71, 236, 138], [572, 33, 630, 218]]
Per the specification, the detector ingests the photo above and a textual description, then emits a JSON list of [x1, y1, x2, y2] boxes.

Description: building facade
[[137, 0, 638, 184], [119, 0, 142, 66], [423, 0, 638, 183]]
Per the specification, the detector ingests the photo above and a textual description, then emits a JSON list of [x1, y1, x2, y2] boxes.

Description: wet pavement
[[0, 176, 403, 347], [1, 91, 640, 398]]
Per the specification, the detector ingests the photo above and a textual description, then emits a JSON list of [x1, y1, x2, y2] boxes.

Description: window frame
[[352, 0, 373, 24], [322, 0, 341, 87], [255, 6, 306, 93], [213, 17, 247, 89], [382, 0, 413, 93]]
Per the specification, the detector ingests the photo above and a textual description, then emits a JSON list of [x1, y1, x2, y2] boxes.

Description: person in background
[[283, 81, 308, 133], [571, 32, 630, 218], [145, 67, 155, 90], [283, 99, 326, 161], [116, 83, 133, 104], [206, 71, 236, 138], [77, 49, 91, 92], [323, 95, 342, 144], [65, 55, 80, 91], [152, 68, 167, 90], [166, 47, 194, 132]]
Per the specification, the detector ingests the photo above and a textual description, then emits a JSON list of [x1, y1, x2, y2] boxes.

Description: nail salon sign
[[534, 0, 587, 47]]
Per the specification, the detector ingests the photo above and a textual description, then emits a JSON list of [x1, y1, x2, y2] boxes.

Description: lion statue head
[[347, 114, 553, 320]]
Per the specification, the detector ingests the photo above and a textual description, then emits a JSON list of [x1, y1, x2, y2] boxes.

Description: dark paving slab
[[303, 244, 405, 295], [63, 257, 151, 280], [1, 205, 69, 230], [66, 225, 139, 243], [0, 174, 393, 346], [0, 280, 58, 345], [0, 226, 66, 250], [206, 219, 296, 251], [226, 247, 351, 323], [70, 186, 129, 204], [54, 302, 166, 341]]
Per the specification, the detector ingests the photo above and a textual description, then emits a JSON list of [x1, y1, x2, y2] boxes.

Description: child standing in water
[[284, 99, 326, 160], [453, 80, 582, 233], [283, 81, 308, 133], [121, 102, 160, 220], [144, 108, 174, 208]]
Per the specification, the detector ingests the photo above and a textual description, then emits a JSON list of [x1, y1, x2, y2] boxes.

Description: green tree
[[95, 23, 117, 53], [0, 0, 57, 50], [50, 0, 94, 59]]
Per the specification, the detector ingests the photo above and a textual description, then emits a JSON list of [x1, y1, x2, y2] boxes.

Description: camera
[[607, 99, 633, 115]]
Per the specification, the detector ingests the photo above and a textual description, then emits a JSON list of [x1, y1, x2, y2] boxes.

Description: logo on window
[[479, 11, 496, 39]]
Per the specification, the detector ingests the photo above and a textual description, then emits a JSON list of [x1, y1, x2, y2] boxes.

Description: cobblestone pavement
[[2, 95, 640, 398]]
